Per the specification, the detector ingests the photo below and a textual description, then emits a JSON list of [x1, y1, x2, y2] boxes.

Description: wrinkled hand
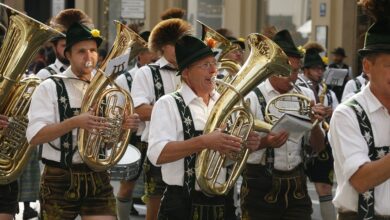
[[245, 131, 261, 152], [74, 111, 110, 133], [0, 114, 9, 129], [310, 101, 326, 123], [261, 131, 289, 149], [323, 106, 333, 118], [122, 113, 140, 130], [203, 127, 242, 155]]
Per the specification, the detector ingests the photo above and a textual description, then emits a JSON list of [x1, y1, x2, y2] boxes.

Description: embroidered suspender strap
[[354, 79, 362, 93], [148, 64, 165, 101], [345, 99, 389, 220], [326, 90, 333, 107], [171, 92, 203, 196], [123, 71, 133, 91], [50, 77, 81, 168], [253, 87, 274, 174], [45, 66, 57, 75]]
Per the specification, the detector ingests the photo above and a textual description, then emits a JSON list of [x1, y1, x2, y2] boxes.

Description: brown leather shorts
[[40, 165, 116, 220]]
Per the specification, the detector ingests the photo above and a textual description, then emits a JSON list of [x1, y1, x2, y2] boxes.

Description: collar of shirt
[[362, 83, 383, 113], [264, 79, 296, 96], [54, 58, 68, 71], [155, 56, 177, 70], [179, 82, 219, 106]]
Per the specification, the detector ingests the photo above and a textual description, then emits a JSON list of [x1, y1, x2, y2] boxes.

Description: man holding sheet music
[[301, 47, 338, 220], [240, 30, 326, 220]]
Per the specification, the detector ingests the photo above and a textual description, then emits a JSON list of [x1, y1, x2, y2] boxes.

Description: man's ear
[[362, 58, 371, 76]]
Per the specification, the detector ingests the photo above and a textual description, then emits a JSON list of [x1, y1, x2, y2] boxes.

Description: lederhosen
[[305, 88, 335, 185], [240, 88, 312, 220], [122, 71, 148, 181], [0, 181, 19, 215], [158, 92, 227, 220], [143, 64, 167, 198], [338, 100, 390, 220], [39, 77, 115, 220]]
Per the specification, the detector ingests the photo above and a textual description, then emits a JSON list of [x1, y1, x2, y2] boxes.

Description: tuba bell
[[195, 33, 291, 195], [198, 20, 242, 93], [78, 21, 147, 172], [0, 3, 63, 184]]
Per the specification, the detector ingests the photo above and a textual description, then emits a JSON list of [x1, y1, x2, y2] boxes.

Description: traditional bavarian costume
[[329, 85, 390, 219], [131, 56, 181, 199], [27, 68, 116, 220], [241, 79, 315, 220], [148, 83, 231, 220]]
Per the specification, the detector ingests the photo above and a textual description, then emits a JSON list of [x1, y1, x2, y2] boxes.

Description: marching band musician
[[329, 0, 390, 219], [300, 47, 338, 220], [147, 34, 261, 220], [35, 9, 91, 80], [0, 115, 18, 220], [114, 30, 158, 220], [26, 21, 140, 219], [241, 30, 326, 220], [130, 18, 191, 220]]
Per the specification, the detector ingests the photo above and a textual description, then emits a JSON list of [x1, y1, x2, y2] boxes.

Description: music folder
[[271, 113, 312, 143], [323, 68, 348, 86]]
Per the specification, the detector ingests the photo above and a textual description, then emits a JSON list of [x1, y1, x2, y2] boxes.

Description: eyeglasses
[[192, 61, 218, 70]]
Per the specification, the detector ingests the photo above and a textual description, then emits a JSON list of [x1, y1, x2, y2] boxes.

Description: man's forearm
[[309, 125, 325, 153], [135, 104, 153, 121], [29, 118, 76, 146], [156, 136, 205, 164]]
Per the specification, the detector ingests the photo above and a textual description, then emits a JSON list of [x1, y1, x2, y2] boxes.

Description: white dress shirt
[[115, 65, 145, 136], [147, 83, 226, 189], [318, 84, 339, 109], [27, 68, 89, 164], [329, 84, 390, 215], [245, 79, 316, 171], [131, 57, 181, 142], [341, 73, 368, 102], [35, 59, 68, 80]]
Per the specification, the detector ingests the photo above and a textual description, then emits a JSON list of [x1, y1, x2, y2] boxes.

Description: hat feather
[[50, 9, 93, 33], [149, 18, 192, 53], [303, 41, 325, 53], [160, 8, 186, 20], [359, 0, 390, 21]]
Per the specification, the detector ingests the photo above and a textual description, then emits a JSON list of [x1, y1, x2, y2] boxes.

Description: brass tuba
[[78, 21, 147, 172], [195, 33, 291, 195], [198, 20, 242, 93], [0, 3, 63, 184]]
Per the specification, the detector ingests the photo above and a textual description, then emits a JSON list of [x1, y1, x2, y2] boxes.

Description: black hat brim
[[176, 48, 218, 75], [64, 36, 103, 55], [358, 44, 390, 57]]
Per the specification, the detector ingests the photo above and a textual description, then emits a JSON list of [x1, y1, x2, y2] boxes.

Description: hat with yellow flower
[[64, 22, 103, 53]]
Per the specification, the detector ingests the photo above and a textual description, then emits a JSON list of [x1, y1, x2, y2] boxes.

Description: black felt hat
[[227, 36, 245, 50], [358, 19, 390, 57], [272, 30, 302, 58], [303, 48, 325, 68], [331, 47, 347, 57], [175, 35, 218, 74], [64, 22, 102, 53]]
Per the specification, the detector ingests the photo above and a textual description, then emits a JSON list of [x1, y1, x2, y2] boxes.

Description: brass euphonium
[[0, 3, 63, 184], [78, 21, 147, 172], [198, 20, 242, 93], [318, 81, 330, 131], [195, 33, 291, 195]]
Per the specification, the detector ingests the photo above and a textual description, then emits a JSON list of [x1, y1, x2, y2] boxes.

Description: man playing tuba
[[147, 35, 261, 220], [26, 21, 140, 220], [241, 30, 326, 220]]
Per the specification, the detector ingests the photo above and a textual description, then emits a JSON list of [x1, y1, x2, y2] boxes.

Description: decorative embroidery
[[346, 99, 390, 220], [171, 92, 202, 196], [123, 71, 133, 92], [148, 64, 165, 101], [50, 77, 82, 168]]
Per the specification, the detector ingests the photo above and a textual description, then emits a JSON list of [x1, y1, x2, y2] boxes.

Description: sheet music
[[323, 68, 348, 86], [271, 113, 312, 143]]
